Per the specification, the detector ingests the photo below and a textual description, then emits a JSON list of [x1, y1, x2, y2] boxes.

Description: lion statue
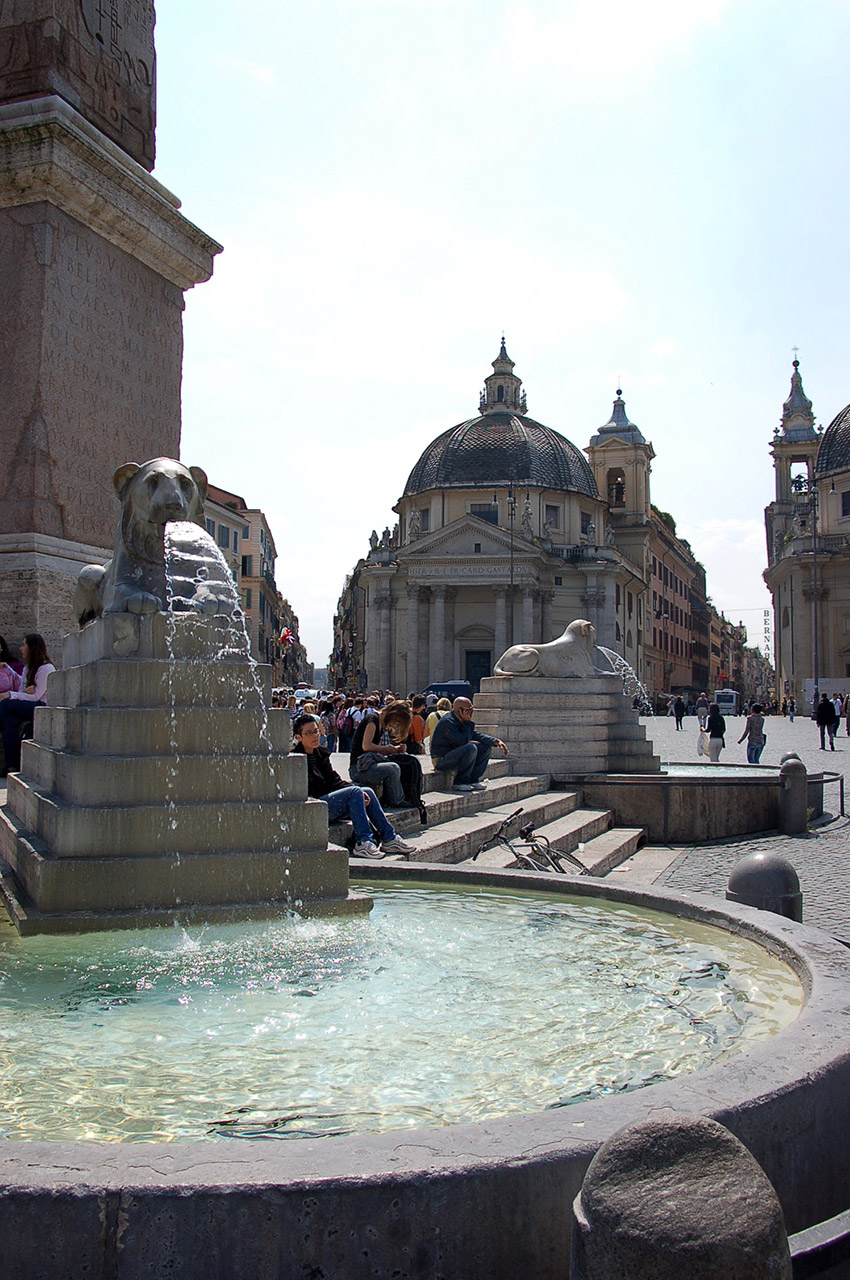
[[73, 458, 238, 626], [494, 618, 613, 678]]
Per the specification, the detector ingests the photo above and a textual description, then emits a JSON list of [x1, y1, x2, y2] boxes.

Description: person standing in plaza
[[673, 695, 685, 730], [816, 693, 838, 751], [696, 691, 710, 728], [737, 703, 766, 764], [705, 702, 726, 763]]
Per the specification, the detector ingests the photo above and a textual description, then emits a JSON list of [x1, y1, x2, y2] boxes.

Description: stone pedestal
[[473, 674, 661, 779], [0, 613, 366, 934], [0, 95, 221, 654]]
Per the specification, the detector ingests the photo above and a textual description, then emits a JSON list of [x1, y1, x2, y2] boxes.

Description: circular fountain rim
[[4, 868, 850, 1276], [2, 869, 845, 1173]]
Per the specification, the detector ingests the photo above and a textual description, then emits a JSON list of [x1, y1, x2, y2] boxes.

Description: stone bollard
[[571, 1114, 792, 1279], [778, 757, 808, 835], [726, 851, 803, 922]]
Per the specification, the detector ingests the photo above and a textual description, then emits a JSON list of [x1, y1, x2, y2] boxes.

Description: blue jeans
[[351, 755, 405, 806], [746, 741, 764, 764], [433, 740, 492, 785], [323, 786, 396, 844]]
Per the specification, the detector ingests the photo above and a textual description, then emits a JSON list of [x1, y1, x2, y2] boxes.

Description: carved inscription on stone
[[0, 205, 182, 548], [0, 1, 156, 169]]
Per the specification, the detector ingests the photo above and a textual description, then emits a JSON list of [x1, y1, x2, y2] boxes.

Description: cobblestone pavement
[[609, 714, 850, 942]]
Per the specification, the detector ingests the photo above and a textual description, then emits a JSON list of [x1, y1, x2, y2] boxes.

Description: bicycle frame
[[473, 807, 589, 875]]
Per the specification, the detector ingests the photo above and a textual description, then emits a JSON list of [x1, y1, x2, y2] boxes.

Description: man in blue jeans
[[291, 715, 416, 858], [430, 697, 508, 792]]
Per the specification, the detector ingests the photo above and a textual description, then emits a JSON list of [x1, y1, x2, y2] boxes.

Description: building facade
[[206, 483, 309, 685], [331, 346, 658, 693], [764, 360, 850, 710]]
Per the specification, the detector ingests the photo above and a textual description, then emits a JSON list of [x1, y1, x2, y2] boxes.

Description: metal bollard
[[778, 757, 808, 835], [726, 851, 803, 922], [571, 1113, 792, 1279]]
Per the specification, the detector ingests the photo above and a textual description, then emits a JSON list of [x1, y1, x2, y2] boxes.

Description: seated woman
[[291, 714, 415, 858], [349, 699, 420, 810], [0, 634, 55, 776]]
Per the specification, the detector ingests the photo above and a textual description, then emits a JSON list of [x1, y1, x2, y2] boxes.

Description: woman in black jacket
[[706, 703, 726, 763]]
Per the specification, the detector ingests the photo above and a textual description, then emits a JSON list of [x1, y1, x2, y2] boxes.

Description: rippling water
[[0, 883, 802, 1142]]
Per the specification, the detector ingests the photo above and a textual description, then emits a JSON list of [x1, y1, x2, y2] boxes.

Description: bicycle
[[473, 807, 590, 875]]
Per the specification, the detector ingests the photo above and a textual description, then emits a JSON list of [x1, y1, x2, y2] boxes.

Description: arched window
[[606, 467, 626, 507], [497, 385, 504, 402]]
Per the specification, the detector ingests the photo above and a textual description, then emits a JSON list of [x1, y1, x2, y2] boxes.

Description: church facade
[[764, 360, 850, 710], [331, 344, 721, 698]]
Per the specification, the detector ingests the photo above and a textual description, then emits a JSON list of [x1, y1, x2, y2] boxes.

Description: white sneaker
[[471, 782, 487, 791], [452, 784, 473, 793], [381, 836, 416, 855], [353, 840, 383, 858]]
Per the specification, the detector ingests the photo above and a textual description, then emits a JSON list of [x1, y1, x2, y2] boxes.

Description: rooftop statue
[[494, 619, 613, 678], [73, 457, 237, 626]]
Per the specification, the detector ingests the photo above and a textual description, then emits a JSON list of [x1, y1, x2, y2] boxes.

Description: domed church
[[333, 343, 656, 693], [765, 360, 850, 709]]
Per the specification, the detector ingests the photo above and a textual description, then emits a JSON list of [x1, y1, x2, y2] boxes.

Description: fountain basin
[[2, 866, 850, 1279], [577, 764, 827, 842]]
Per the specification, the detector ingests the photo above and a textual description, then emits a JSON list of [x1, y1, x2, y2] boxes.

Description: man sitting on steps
[[291, 714, 416, 859], [430, 697, 508, 793]]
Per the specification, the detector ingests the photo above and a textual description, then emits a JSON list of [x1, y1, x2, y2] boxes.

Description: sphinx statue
[[494, 618, 613, 678]]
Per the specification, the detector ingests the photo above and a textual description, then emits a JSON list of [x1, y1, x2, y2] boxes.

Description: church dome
[[402, 343, 599, 499], [816, 401, 850, 475]]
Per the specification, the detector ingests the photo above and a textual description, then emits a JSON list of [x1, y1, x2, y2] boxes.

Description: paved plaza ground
[[609, 712, 850, 943]]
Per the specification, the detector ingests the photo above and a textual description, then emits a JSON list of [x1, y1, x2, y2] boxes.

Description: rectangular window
[[627, 591, 633, 617], [242, 525, 250, 540], [205, 518, 216, 537], [616, 583, 621, 609], [217, 524, 230, 550], [420, 508, 430, 532], [473, 542, 482, 554], [242, 554, 253, 577], [470, 503, 498, 525], [244, 588, 252, 609], [554, 576, 562, 586], [544, 504, 560, 529], [233, 531, 240, 555], [842, 492, 850, 518], [581, 512, 592, 536]]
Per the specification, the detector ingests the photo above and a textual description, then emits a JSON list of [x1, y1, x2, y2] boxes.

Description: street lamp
[[495, 483, 517, 647]]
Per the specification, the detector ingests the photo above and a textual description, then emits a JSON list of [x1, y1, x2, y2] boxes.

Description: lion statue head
[[115, 458, 208, 564]]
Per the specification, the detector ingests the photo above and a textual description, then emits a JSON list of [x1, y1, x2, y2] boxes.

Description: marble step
[[329, 774, 560, 851], [34, 706, 291, 756], [20, 742, 306, 807], [4, 775, 328, 858], [365, 790, 584, 866], [466, 821, 645, 877]]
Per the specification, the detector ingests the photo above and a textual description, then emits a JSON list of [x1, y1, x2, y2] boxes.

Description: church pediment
[[403, 515, 538, 560]]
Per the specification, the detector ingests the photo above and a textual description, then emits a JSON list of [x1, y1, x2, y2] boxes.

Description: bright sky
[[151, 0, 850, 667]]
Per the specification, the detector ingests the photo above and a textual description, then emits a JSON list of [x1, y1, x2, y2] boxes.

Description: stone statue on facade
[[606, 523, 616, 547], [369, 530, 379, 551], [73, 457, 237, 626], [521, 497, 533, 539], [408, 507, 421, 541], [494, 619, 614, 678]]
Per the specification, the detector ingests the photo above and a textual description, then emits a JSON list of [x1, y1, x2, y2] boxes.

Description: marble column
[[406, 586, 420, 694], [378, 593, 391, 689], [522, 588, 535, 642], [494, 586, 507, 658], [430, 586, 446, 681]]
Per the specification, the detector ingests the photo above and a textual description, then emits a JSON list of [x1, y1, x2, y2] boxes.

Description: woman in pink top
[[0, 634, 55, 776]]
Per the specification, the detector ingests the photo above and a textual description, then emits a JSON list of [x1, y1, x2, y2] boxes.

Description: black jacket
[[290, 743, 346, 799], [430, 710, 495, 761]]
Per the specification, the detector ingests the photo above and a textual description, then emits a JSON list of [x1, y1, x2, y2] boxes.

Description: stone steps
[[468, 822, 645, 875]]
